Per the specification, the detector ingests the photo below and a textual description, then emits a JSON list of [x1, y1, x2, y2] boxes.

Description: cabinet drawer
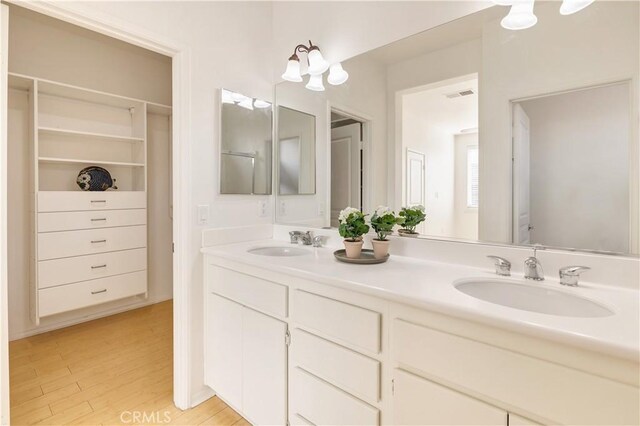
[[38, 209, 147, 232], [291, 367, 379, 426], [39, 270, 147, 317], [393, 319, 639, 425], [38, 248, 147, 289], [207, 265, 287, 318], [393, 369, 507, 425], [38, 191, 146, 212], [38, 225, 146, 260], [293, 290, 381, 353], [292, 328, 380, 403]]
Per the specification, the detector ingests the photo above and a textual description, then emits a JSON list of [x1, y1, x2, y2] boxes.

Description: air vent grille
[[445, 89, 475, 99]]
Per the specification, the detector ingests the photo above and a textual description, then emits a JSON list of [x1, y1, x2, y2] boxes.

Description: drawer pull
[[91, 218, 107, 222], [90, 200, 107, 203], [91, 264, 107, 269], [91, 289, 107, 295], [91, 239, 107, 244]]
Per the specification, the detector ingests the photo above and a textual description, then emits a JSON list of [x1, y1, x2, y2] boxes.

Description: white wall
[[479, 0, 639, 249], [454, 133, 478, 240], [6, 5, 173, 340], [520, 83, 630, 253]]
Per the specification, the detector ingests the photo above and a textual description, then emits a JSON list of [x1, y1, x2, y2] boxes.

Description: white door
[[512, 103, 532, 245], [0, 4, 10, 424], [393, 369, 507, 425], [207, 294, 243, 410], [331, 123, 361, 227], [406, 149, 425, 207], [242, 307, 287, 426]]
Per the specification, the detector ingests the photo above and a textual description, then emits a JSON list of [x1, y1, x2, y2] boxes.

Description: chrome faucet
[[289, 231, 302, 244], [312, 235, 324, 248], [524, 246, 544, 281], [559, 266, 591, 286], [487, 256, 511, 276], [289, 230, 313, 245]]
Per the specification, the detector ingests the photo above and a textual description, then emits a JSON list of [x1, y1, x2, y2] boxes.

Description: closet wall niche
[[6, 4, 173, 338]]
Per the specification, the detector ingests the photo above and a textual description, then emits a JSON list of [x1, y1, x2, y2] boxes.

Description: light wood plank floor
[[9, 301, 247, 426]]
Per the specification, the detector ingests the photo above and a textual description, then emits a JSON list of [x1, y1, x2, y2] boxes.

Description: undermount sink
[[454, 279, 613, 318], [248, 246, 309, 257]]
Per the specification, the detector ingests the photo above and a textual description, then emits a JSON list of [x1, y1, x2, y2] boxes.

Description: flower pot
[[398, 229, 419, 238], [343, 239, 364, 259], [371, 239, 390, 259]]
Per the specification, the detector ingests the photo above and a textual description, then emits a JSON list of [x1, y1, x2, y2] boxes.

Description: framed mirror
[[277, 106, 316, 195], [220, 89, 272, 195], [274, 1, 639, 256]]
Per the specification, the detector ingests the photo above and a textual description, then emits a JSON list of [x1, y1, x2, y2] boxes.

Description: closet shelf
[[39, 127, 144, 143], [38, 157, 145, 167]]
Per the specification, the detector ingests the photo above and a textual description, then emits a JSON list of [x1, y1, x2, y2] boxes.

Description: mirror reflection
[[274, 1, 639, 255], [220, 89, 272, 195], [277, 106, 316, 195]]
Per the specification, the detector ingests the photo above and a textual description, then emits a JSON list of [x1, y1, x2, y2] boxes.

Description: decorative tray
[[333, 249, 389, 264]]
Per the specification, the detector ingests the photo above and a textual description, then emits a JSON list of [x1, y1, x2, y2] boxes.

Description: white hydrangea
[[339, 207, 360, 222], [374, 205, 392, 217], [414, 205, 425, 212]]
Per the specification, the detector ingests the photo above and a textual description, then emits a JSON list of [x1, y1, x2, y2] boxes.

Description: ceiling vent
[[445, 89, 475, 99]]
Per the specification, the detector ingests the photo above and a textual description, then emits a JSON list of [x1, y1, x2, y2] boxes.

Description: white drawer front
[[292, 328, 380, 403], [38, 248, 147, 289], [38, 191, 146, 212], [39, 270, 147, 317], [38, 225, 146, 260], [293, 290, 381, 354], [291, 367, 379, 426], [207, 265, 287, 318], [38, 209, 147, 233], [393, 319, 639, 425]]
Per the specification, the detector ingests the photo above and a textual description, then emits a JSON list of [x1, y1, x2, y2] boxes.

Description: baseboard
[[9, 295, 173, 341], [190, 386, 216, 408]]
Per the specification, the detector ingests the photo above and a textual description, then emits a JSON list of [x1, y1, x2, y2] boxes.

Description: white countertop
[[201, 239, 639, 361]]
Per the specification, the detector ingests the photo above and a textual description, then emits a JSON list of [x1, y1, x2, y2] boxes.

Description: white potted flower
[[369, 206, 400, 259], [398, 205, 426, 237], [338, 207, 370, 258]]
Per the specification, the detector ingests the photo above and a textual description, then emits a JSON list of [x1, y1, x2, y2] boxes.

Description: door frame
[[0, 0, 195, 412], [327, 103, 372, 223]]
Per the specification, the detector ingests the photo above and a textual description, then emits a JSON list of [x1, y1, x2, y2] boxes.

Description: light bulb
[[307, 48, 330, 76], [327, 63, 349, 85], [253, 99, 271, 109], [281, 58, 303, 82], [305, 74, 325, 92], [501, 0, 537, 30], [559, 0, 595, 15]]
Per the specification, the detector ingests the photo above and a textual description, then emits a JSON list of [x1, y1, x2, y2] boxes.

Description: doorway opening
[[330, 109, 367, 227]]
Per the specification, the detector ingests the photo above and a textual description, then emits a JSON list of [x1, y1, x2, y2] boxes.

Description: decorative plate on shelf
[[76, 166, 118, 191], [333, 249, 389, 264]]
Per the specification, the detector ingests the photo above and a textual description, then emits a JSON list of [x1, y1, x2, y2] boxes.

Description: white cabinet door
[[394, 369, 507, 426], [242, 307, 287, 426], [207, 294, 243, 410]]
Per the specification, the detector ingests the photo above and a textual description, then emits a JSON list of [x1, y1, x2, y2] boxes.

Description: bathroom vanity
[[202, 233, 639, 426]]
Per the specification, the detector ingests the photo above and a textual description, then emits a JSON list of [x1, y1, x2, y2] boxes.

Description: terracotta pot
[[343, 239, 364, 259], [398, 229, 419, 238], [371, 239, 390, 259]]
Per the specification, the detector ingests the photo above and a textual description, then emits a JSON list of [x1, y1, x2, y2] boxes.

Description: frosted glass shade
[[560, 0, 595, 15], [253, 99, 271, 109], [305, 74, 325, 92], [221, 89, 235, 104], [282, 59, 303, 82], [501, 0, 537, 30], [492, 0, 514, 5], [237, 97, 254, 110], [327, 63, 349, 85], [307, 49, 330, 75]]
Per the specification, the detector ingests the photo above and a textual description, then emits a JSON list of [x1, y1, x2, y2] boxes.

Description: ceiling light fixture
[[222, 89, 270, 110], [281, 40, 347, 92], [253, 99, 272, 109], [494, 0, 595, 30]]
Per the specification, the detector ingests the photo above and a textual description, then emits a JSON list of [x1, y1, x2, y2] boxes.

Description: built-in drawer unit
[[291, 367, 379, 426], [292, 290, 381, 354], [38, 191, 146, 212], [38, 248, 147, 289], [38, 225, 147, 260], [292, 328, 380, 403], [393, 319, 639, 425], [207, 264, 288, 318], [38, 209, 147, 232], [38, 270, 147, 317]]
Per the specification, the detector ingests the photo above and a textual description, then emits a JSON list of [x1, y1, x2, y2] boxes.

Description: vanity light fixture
[[281, 40, 348, 91], [494, 0, 595, 30], [253, 99, 272, 109], [222, 89, 271, 111]]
